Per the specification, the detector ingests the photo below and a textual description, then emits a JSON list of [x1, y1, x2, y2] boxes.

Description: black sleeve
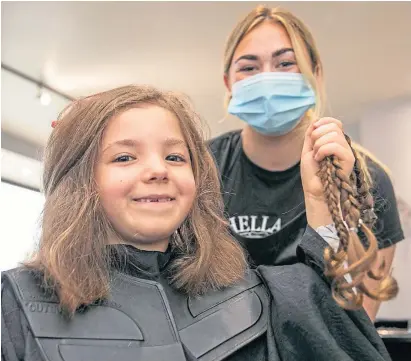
[[295, 225, 328, 278], [207, 130, 242, 175], [1, 282, 24, 361], [366, 157, 404, 249], [206, 132, 231, 171], [257, 263, 392, 361], [1, 281, 42, 361]]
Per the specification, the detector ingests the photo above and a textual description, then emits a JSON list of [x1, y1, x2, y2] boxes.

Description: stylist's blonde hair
[[223, 5, 398, 309]]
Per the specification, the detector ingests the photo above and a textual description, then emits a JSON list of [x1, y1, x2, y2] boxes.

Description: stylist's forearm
[[305, 196, 333, 229], [362, 245, 396, 321]]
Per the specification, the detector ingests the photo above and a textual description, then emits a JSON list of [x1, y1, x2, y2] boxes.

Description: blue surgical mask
[[228, 72, 316, 136]]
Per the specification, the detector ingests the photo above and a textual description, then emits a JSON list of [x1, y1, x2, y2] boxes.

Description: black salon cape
[[2, 226, 391, 361], [257, 230, 391, 360]]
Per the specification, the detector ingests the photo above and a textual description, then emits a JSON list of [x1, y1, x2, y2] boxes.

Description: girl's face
[[225, 21, 301, 90], [95, 105, 196, 251]]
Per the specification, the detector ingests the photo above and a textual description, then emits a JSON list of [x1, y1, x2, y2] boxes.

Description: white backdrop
[[0, 182, 44, 272]]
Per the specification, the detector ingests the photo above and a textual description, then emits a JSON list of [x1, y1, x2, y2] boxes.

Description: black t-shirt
[[208, 129, 404, 266]]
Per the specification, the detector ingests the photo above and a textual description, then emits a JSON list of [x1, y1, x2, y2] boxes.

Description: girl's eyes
[[113, 154, 186, 163], [113, 155, 135, 163], [166, 154, 186, 163]]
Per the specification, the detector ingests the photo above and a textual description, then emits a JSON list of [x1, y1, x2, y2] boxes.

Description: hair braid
[[318, 134, 398, 309], [351, 146, 386, 281]]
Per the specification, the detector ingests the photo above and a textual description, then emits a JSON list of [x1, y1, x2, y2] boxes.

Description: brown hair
[[223, 5, 398, 308], [26, 85, 247, 313]]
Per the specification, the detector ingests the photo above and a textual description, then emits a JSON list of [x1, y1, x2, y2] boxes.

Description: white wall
[[358, 97, 411, 320], [0, 182, 44, 272], [359, 98, 411, 206], [1, 148, 43, 190]]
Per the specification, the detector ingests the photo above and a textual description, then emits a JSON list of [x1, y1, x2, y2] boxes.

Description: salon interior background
[[1, 2, 411, 319]]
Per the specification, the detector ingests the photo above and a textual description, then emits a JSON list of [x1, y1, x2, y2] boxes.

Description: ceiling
[[2, 1, 411, 149]]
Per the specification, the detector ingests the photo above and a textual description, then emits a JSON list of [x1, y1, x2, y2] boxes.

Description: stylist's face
[[225, 21, 301, 90]]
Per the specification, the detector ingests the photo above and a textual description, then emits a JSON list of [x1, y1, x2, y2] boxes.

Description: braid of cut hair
[[317, 134, 398, 309]]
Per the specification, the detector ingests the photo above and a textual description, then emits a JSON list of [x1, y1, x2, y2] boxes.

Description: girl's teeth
[[137, 198, 172, 202]]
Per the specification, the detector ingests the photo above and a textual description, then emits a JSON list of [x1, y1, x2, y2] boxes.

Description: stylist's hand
[[301, 117, 355, 202]]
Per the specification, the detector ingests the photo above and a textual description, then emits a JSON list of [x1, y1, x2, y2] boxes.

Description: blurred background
[[1, 1, 411, 354]]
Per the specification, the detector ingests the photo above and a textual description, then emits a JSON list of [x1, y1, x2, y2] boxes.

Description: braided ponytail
[[314, 121, 398, 308]]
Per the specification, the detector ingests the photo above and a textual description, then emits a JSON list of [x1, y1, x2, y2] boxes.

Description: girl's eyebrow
[[103, 137, 187, 153], [163, 137, 186, 147], [103, 139, 139, 153]]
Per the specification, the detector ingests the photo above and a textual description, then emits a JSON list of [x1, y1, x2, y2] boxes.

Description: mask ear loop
[[219, 87, 235, 125], [217, 114, 229, 124], [220, 87, 233, 124]]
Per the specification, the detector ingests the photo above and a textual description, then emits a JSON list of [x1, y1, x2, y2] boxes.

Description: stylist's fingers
[[313, 117, 343, 130], [312, 124, 351, 151], [313, 131, 347, 154], [302, 121, 315, 156], [314, 142, 355, 178], [314, 142, 352, 163]]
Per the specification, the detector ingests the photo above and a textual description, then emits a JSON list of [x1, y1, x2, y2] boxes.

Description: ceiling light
[[37, 84, 52, 106], [39, 91, 51, 106]]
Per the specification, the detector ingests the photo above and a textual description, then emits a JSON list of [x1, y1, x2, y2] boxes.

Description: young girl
[[2, 85, 393, 361]]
